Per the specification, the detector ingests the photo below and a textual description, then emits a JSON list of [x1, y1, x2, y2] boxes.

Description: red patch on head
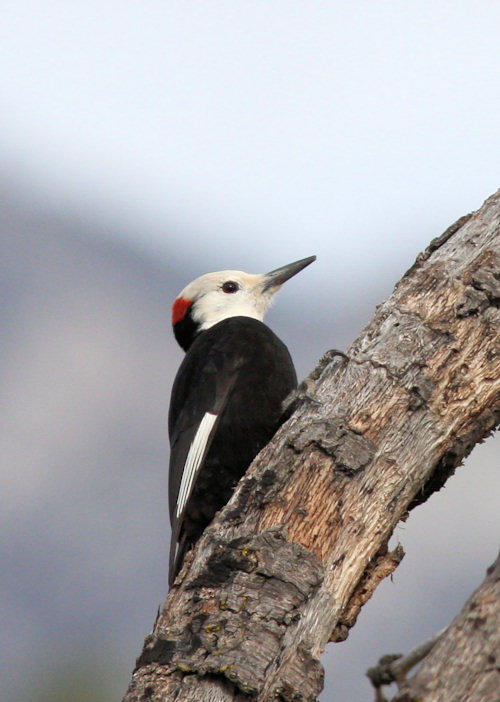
[[172, 297, 192, 326]]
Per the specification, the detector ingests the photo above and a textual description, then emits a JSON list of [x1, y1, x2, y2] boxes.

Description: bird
[[168, 255, 316, 585]]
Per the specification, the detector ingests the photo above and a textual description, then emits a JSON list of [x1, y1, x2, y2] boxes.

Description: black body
[[168, 316, 297, 584]]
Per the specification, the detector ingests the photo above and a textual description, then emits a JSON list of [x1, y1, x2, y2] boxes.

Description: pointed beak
[[261, 255, 316, 292]]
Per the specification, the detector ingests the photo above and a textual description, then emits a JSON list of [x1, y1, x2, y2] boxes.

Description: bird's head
[[172, 255, 316, 350]]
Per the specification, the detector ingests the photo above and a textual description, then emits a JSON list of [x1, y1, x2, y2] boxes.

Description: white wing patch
[[176, 412, 218, 519]]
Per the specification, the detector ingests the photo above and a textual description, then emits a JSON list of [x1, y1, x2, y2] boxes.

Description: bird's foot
[[281, 349, 348, 419], [281, 379, 320, 420], [309, 348, 349, 380]]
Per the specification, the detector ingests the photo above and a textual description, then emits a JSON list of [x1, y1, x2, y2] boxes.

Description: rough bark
[[392, 552, 500, 702], [123, 191, 500, 702]]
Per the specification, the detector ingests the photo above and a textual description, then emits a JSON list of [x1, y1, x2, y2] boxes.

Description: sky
[[1, 1, 499, 280], [1, 2, 499, 699]]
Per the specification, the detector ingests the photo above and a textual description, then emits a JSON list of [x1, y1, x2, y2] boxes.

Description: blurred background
[[1, 3, 499, 700]]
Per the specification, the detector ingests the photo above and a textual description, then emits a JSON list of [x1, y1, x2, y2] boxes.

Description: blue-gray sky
[[2, 1, 499, 275]]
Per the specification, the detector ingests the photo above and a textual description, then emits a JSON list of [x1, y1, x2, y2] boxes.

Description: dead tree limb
[[123, 190, 500, 702], [392, 552, 500, 702], [366, 629, 445, 699]]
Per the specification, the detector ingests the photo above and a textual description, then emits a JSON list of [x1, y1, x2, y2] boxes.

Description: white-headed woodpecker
[[168, 255, 316, 585]]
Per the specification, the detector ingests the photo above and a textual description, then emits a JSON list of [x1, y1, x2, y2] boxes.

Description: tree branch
[[366, 628, 445, 698], [123, 191, 500, 702], [392, 552, 500, 702]]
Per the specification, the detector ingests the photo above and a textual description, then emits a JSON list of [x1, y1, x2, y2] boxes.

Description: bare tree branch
[[123, 190, 500, 702], [392, 552, 500, 702], [366, 628, 445, 698]]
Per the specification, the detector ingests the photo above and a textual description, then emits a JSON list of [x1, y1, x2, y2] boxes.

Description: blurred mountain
[[0, 185, 497, 701], [0, 189, 183, 700]]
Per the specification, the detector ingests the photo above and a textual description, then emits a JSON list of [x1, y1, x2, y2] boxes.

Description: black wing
[[167, 316, 297, 586], [168, 332, 243, 584]]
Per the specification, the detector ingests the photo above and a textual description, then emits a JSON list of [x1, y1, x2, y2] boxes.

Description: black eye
[[222, 280, 239, 294]]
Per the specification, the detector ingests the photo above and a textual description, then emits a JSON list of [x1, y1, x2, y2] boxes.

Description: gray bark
[[123, 191, 500, 701], [392, 552, 500, 702]]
